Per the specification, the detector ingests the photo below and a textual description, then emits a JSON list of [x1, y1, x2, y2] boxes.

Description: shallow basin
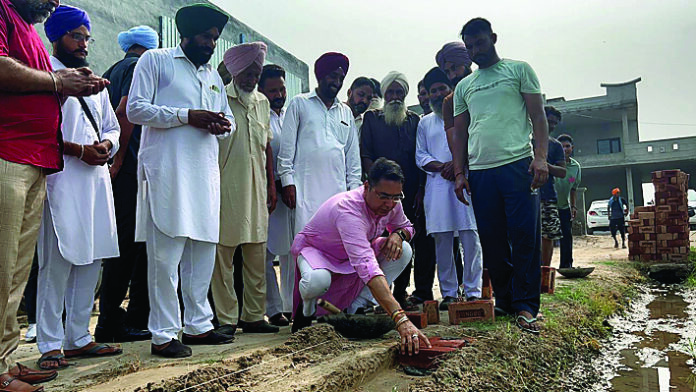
[[557, 267, 595, 278]]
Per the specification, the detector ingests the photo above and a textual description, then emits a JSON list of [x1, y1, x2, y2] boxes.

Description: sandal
[[515, 314, 540, 335], [36, 353, 69, 370], [64, 343, 122, 359]]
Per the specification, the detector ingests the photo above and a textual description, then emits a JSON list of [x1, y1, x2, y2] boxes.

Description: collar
[[174, 45, 212, 71], [226, 82, 261, 104], [309, 89, 339, 108], [124, 52, 141, 59], [49, 56, 66, 71], [271, 108, 285, 118]]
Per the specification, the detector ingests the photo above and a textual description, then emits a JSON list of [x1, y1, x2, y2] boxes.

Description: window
[[597, 138, 621, 154], [673, 143, 679, 150], [647, 145, 653, 152]]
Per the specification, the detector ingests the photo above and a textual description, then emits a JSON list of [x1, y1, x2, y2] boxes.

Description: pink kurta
[[291, 187, 414, 316]]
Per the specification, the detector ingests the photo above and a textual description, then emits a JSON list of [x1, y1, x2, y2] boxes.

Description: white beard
[[430, 99, 444, 118], [384, 100, 407, 127], [236, 84, 255, 106]]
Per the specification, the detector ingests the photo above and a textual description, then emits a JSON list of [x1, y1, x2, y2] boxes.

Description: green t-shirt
[[453, 59, 541, 170], [554, 157, 581, 209]]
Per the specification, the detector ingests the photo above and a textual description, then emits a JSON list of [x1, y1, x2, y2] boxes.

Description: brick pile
[[628, 170, 691, 262]]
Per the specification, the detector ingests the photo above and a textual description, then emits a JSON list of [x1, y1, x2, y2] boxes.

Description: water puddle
[[592, 284, 696, 391]]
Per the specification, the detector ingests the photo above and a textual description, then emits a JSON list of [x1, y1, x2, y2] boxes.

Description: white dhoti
[[265, 251, 295, 316], [432, 230, 483, 298], [36, 206, 101, 354], [144, 218, 215, 345]]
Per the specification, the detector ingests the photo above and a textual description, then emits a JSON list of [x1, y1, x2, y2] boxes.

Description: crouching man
[[291, 158, 430, 355]]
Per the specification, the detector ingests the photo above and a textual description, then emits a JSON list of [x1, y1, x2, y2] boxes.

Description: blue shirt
[[608, 196, 628, 219], [540, 138, 565, 202]]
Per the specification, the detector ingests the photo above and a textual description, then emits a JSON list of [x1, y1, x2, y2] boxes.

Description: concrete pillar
[[621, 110, 630, 146], [626, 167, 635, 213], [575, 187, 588, 236]]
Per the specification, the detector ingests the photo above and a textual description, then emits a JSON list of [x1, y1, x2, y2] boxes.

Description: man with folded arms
[[0, 0, 108, 389]]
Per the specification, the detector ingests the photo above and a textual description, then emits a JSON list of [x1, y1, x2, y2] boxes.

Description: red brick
[[481, 269, 493, 299], [396, 337, 473, 370], [423, 301, 440, 325], [639, 226, 656, 234], [405, 311, 428, 329], [541, 266, 556, 294], [448, 300, 495, 325]]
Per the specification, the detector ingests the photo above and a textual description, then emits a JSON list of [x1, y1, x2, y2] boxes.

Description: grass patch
[[410, 261, 638, 392], [685, 247, 696, 287]]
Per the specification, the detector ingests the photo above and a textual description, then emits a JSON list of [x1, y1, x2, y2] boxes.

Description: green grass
[[685, 248, 696, 287]]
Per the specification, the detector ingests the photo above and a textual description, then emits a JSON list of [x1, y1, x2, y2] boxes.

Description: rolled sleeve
[[335, 204, 384, 284], [386, 203, 414, 238]]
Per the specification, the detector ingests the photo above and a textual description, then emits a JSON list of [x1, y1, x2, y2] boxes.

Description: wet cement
[[592, 284, 696, 391]]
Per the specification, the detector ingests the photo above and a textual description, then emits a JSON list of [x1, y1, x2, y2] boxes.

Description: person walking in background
[[608, 188, 629, 249]]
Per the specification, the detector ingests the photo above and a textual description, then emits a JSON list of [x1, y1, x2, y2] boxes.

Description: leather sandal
[[0, 374, 43, 392], [8, 364, 56, 385]]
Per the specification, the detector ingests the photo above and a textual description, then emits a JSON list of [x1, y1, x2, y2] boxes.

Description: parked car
[[587, 199, 611, 234], [689, 190, 696, 229]]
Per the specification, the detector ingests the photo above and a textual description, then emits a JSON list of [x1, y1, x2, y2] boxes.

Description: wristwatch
[[395, 229, 407, 242]]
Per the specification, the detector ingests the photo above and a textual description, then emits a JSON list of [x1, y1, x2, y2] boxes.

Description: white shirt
[[127, 46, 235, 243], [44, 56, 120, 265], [267, 108, 293, 255], [416, 112, 477, 234], [277, 90, 362, 235]]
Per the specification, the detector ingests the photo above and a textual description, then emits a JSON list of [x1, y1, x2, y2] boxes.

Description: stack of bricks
[[628, 170, 690, 262]]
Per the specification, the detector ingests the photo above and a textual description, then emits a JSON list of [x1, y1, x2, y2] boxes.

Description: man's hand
[[55, 68, 109, 97], [454, 173, 471, 205], [380, 233, 403, 261], [441, 161, 455, 181], [397, 319, 431, 356], [267, 183, 278, 213], [413, 187, 424, 217], [109, 156, 123, 179], [189, 110, 231, 133], [281, 185, 296, 209], [81, 142, 109, 166], [529, 157, 549, 189], [571, 207, 577, 220]]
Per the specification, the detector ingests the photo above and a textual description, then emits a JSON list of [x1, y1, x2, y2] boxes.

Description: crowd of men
[[0, 1, 585, 390]]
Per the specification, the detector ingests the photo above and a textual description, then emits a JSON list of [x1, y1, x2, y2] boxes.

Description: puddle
[[591, 284, 696, 391]]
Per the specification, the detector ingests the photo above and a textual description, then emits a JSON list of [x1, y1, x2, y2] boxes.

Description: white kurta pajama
[[265, 108, 296, 316], [277, 91, 362, 238], [127, 46, 234, 345], [415, 112, 483, 298], [36, 57, 120, 354]]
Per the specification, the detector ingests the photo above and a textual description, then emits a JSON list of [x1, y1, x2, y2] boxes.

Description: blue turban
[[118, 25, 159, 52], [44, 5, 91, 43]]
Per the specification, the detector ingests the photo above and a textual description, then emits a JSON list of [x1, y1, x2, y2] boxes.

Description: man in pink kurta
[[291, 159, 415, 322]]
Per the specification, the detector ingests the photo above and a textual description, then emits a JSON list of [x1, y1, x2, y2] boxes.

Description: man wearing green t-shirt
[[450, 18, 549, 335], [554, 134, 581, 268]]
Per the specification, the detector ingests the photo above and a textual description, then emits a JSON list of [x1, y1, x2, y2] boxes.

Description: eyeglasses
[[68, 32, 94, 44], [374, 190, 405, 202]]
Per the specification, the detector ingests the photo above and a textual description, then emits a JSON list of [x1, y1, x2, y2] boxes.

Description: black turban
[[176, 3, 229, 38], [423, 67, 452, 92]]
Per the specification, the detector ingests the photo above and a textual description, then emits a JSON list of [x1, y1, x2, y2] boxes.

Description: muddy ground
[[15, 233, 690, 392]]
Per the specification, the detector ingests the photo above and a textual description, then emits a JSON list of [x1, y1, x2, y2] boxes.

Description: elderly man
[[360, 71, 428, 309], [127, 3, 236, 358], [451, 18, 549, 334], [0, 0, 108, 388], [345, 76, 374, 131], [212, 42, 279, 335], [96, 25, 159, 344], [416, 67, 483, 309], [277, 52, 362, 238], [291, 158, 430, 353], [258, 64, 294, 326], [36, 6, 124, 371]]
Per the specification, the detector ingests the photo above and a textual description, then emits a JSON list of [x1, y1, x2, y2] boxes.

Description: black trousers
[[558, 208, 573, 268], [22, 252, 39, 324], [610, 218, 626, 240], [97, 171, 149, 331]]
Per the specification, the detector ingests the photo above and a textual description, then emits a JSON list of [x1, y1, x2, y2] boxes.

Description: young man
[[96, 25, 159, 344], [540, 106, 567, 266], [608, 188, 629, 249], [417, 80, 432, 116], [291, 158, 430, 356], [360, 71, 427, 308], [0, 0, 107, 387], [554, 133, 582, 268], [416, 67, 483, 309], [345, 76, 374, 132], [258, 64, 294, 326], [212, 42, 279, 335], [127, 3, 236, 358], [277, 52, 362, 238], [37, 5, 123, 370], [450, 18, 549, 334]]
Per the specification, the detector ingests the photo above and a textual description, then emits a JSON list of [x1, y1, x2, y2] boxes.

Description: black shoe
[[622, 242, 627, 249], [215, 324, 237, 337], [181, 330, 235, 345], [614, 241, 619, 248], [283, 312, 292, 320], [151, 339, 192, 358], [240, 320, 279, 334], [95, 325, 152, 343], [439, 296, 460, 311], [291, 301, 314, 333], [466, 296, 481, 302], [268, 313, 290, 327], [406, 294, 426, 306]]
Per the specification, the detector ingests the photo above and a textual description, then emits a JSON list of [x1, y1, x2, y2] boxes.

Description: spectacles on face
[[68, 32, 94, 44], [374, 189, 405, 202]]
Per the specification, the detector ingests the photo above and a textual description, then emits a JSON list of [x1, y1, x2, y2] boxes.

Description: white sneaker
[[25, 323, 36, 343]]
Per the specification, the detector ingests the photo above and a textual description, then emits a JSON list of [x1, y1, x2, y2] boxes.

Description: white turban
[[380, 71, 409, 97]]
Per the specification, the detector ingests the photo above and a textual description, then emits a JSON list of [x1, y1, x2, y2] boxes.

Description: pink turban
[[223, 42, 268, 77], [314, 52, 349, 81], [436, 42, 472, 70]]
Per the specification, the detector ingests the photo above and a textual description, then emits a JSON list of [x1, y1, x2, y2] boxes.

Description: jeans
[[558, 208, 573, 268]]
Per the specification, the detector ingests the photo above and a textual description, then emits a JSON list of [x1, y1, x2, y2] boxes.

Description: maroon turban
[[314, 52, 349, 81]]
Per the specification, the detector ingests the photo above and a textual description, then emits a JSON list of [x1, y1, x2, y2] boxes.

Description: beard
[[236, 85, 255, 106], [183, 41, 213, 66], [369, 97, 383, 111], [55, 43, 88, 68], [24, 0, 56, 23], [351, 100, 368, 115], [270, 97, 286, 111], [429, 97, 444, 118], [384, 100, 407, 127]]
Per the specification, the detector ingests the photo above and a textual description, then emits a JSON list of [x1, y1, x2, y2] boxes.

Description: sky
[[213, 0, 696, 142]]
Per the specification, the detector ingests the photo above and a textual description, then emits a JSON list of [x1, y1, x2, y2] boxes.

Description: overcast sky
[[214, 0, 695, 141]]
